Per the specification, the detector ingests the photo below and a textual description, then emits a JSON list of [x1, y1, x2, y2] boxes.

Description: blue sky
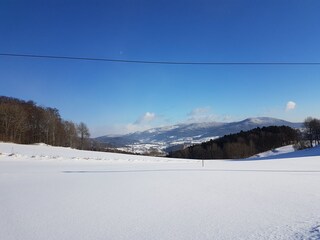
[[1, 0, 320, 137]]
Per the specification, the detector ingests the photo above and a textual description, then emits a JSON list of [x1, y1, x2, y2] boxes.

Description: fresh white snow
[[249, 145, 296, 159], [0, 142, 320, 240]]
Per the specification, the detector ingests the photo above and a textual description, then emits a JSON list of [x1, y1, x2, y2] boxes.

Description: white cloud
[[101, 112, 158, 135], [188, 107, 211, 116], [98, 122, 153, 136], [124, 123, 150, 133], [286, 101, 296, 111], [185, 107, 236, 123], [135, 112, 156, 124], [187, 107, 212, 122]]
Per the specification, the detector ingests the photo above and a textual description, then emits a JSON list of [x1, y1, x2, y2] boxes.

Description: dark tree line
[[169, 126, 299, 159], [0, 96, 90, 149], [303, 117, 320, 147]]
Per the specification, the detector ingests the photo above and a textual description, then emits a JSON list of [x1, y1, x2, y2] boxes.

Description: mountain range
[[95, 117, 302, 155]]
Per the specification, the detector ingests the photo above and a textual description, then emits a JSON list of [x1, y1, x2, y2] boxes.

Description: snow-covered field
[[1, 142, 320, 240]]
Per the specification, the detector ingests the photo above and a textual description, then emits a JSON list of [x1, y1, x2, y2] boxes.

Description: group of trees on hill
[[303, 117, 320, 147], [169, 126, 299, 159], [0, 96, 90, 149]]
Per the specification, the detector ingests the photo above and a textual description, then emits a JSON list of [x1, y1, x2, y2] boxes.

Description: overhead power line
[[1, 53, 320, 65]]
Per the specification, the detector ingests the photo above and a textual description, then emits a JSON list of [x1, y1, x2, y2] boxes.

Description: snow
[[249, 144, 320, 160], [249, 145, 296, 159], [1, 142, 320, 240]]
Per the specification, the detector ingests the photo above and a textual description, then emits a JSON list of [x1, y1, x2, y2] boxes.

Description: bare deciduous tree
[[64, 121, 78, 148], [77, 122, 90, 150], [0, 96, 91, 150]]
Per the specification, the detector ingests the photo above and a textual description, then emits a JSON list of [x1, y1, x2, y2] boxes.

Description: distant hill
[[95, 117, 302, 155], [168, 125, 300, 159]]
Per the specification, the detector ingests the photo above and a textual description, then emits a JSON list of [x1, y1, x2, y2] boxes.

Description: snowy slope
[[248, 145, 320, 160], [249, 145, 296, 159], [1, 142, 320, 240]]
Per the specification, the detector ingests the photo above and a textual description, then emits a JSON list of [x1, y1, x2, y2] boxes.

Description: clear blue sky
[[1, 0, 320, 137]]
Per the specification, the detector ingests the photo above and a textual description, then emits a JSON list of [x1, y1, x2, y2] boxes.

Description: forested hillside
[[169, 126, 299, 159], [0, 96, 90, 149]]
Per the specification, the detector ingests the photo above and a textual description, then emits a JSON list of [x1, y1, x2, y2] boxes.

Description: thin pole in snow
[[202, 159, 204, 167]]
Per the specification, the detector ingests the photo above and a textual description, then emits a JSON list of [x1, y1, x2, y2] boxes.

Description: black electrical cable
[[1, 53, 320, 65]]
